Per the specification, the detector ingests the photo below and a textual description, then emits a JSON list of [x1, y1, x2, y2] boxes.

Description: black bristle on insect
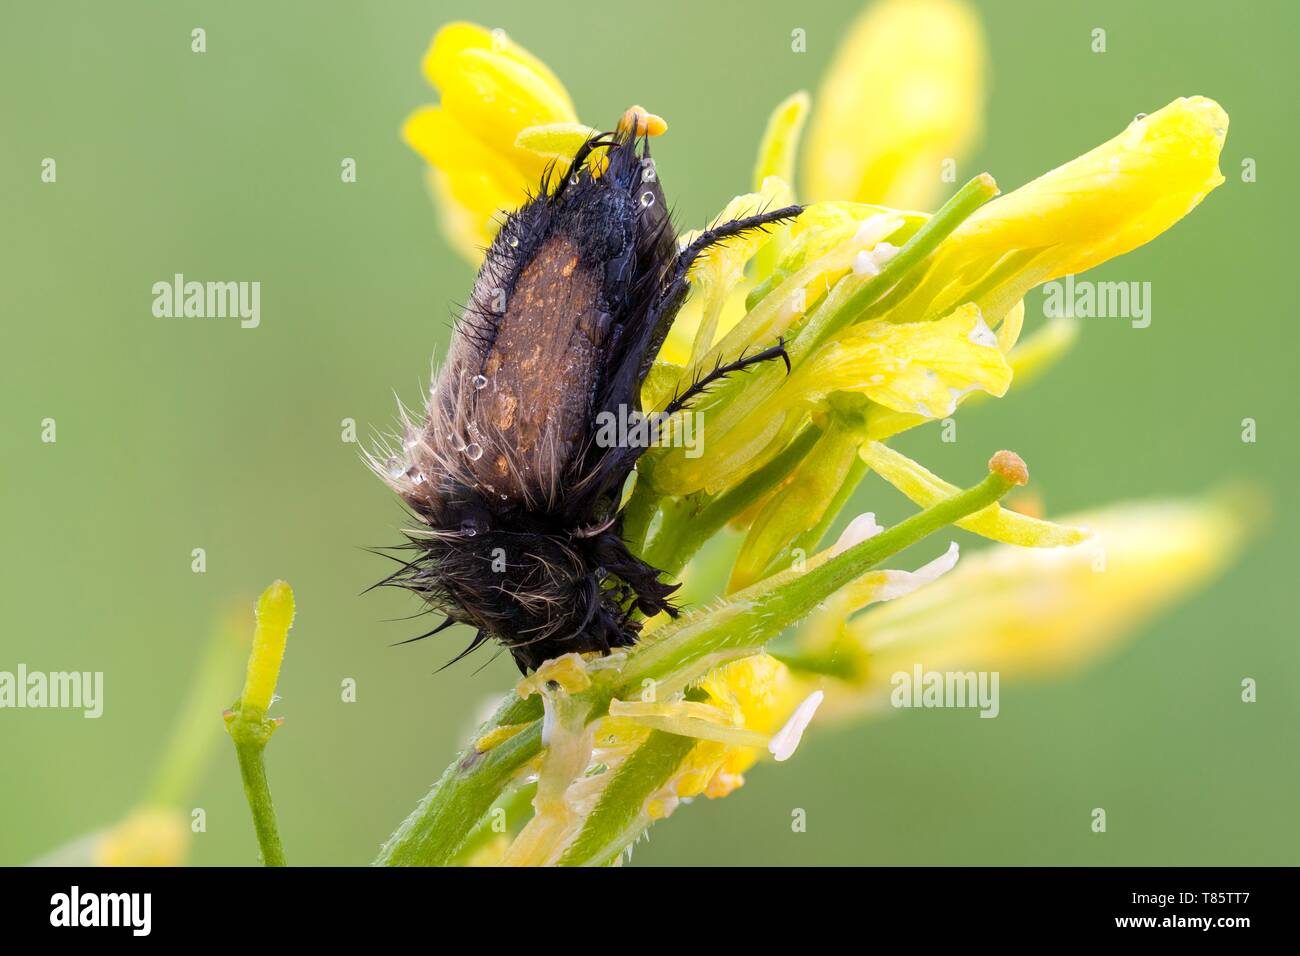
[[375, 118, 803, 673]]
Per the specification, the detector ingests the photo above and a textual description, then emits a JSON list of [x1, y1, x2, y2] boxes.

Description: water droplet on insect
[[641, 160, 657, 182], [460, 518, 479, 538], [464, 442, 483, 460], [640, 191, 655, 208], [507, 236, 520, 248], [385, 456, 406, 480], [1134, 112, 1147, 121], [412, 472, 426, 485], [472, 374, 488, 390]]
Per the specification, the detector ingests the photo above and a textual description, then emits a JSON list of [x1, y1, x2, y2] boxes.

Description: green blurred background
[[3, 0, 1297, 866]]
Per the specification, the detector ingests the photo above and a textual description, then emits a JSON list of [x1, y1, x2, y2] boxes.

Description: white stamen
[[769, 691, 824, 762], [874, 542, 960, 601], [831, 512, 884, 556], [852, 250, 881, 277]]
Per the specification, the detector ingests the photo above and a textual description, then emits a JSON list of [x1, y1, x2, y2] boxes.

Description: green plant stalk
[[374, 695, 542, 866], [450, 781, 539, 865], [557, 730, 698, 867], [558, 468, 1019, 866], [614, 468, 1017, 695], [792, 173, 1000, 359], [227, 716, 286, 867], [377, 462, 1019, 866], [644, 424, 824, 578]]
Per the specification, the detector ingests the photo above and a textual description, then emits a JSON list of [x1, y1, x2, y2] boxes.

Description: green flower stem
[[556, 461, 1023, 866], [780, 453, 870, 578], [225, 580, 295, 867], [226, 712, 286, 867], [620, 465, 662, 557], [644, 425, 824, 578], [374, 694, 542, 866], [377, 455, 1025, 866], [557, 730, 698, 867], [613, 460, 1022, 695], [791, 173, 999, 360], [449, 780, 538, 865]]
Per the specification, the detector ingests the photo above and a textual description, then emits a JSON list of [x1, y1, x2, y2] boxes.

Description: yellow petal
[[93, 808, 190, 867], [729, 415, 865, 590], [961, 96, 1226, 275], [865, 301, 1067, 442], [515, 121, 598, 162], [438, 47, 577, 171], [889, 96, 1228, 325], [706, 206, 907, 372], [803, 0, 986, 209], [851, 494, 1247, 686], [425, 168, 495, 261], [403, 107, 522, 209], [795, 303, 1012, 418], [683, 178, 796, 370], [753, 91, 811, 191], [408, 23, 581, 263], [860, 440, 1090, 547], [423, 22, 574, 116]]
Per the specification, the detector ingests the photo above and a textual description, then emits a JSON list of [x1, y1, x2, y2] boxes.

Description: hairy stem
[[378, 456, 1024, 866], [229, 724, 286, 867]]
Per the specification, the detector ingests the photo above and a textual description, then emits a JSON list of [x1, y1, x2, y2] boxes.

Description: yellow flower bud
[[803, 0, 986, 209]]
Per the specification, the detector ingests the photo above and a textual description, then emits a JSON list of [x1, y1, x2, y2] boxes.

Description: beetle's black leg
[[666, 205, 804, 290], [659, 338, 790, 417], [583, 205, 804, 510], [630, 205, 803, 382]]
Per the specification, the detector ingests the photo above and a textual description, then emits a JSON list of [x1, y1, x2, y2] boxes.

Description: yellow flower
[[798, 494, 1248, 720], [802, 0, 986, 209], [887, 96, 1229, 326], [388, 9, 1243, 869], [403, 22, 579, 259], [93, 808, 190, 867], [647, 95, 1227, 501], [403, 22, 669, 262]]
